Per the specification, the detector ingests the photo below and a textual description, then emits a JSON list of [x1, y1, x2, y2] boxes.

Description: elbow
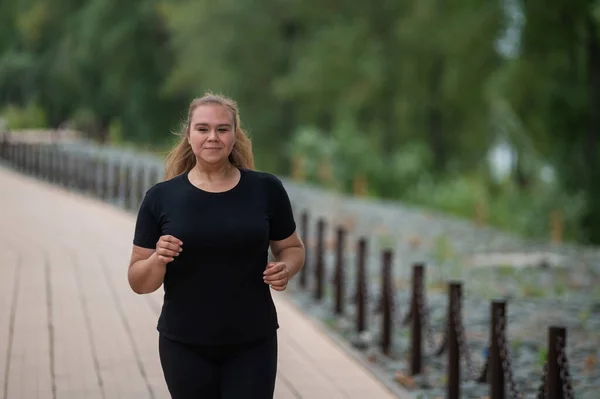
[[129, 282, 146, 295], [127, 270, 158, 295], [128, 278, 147, 295], [129, 283, 158, 295]]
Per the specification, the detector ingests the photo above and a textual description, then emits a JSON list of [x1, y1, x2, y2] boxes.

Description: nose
[[207, 129, 219, 141]]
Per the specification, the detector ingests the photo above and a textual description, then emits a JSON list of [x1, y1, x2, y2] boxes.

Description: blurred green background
[[1, 0, 599, 245]]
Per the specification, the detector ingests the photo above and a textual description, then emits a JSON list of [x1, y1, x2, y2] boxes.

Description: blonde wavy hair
[[164, 93, 255, 180]]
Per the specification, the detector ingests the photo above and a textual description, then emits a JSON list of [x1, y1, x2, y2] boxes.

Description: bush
[[1, 102, 47, 130], [288, 125, 587, 242]]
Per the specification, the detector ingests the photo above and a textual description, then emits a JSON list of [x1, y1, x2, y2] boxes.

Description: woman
[[127, 93, 305, 399]]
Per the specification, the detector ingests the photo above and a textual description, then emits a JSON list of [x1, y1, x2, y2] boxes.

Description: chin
[[201, 156, 228, 165]]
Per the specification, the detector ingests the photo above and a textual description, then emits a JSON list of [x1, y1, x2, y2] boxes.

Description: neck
[[191, 160, 234, 182]]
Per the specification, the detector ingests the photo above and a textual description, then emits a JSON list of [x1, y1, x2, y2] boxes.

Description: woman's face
[[187, 104, 236, 166]]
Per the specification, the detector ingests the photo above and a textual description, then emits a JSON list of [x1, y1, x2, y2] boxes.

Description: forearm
[[128, 252, 167, 294], [274, 245, 305, 279]]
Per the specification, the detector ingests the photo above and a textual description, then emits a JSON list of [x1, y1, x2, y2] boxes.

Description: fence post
[[21, 142, 27, 173], [29, 143, 34, 176], [65, 151, 73, 188], [381, 249, 393, 356], [490, 300, 505, 398], [12, 141, 17, 169], [17, 142, 23, 171], [447, 281, 462, 399], [52, 146, 59, 184], [334, 227, 345, 315], [0, 133, 7, 160], [299, 211, 309, 289], [24, 143, 31, 174], [47, 145, 54, 183], [11, 141, 16, 166], [134, 163, 144, 210], [103, 158, 111, 201], [32, 143, 39, 177], [410, 263, 424, 375], [314, 218, 325, 301], [547, 326, 566, 399], [64, 150, 72, 187], [39, 144, 46, 179], [92, 157, 100, 198], [111, 161, 120, 204], [123, 162, 132, 209], [356, 238, 367, 334]]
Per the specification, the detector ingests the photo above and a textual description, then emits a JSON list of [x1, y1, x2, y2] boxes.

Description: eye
[[218, 127, 229, 132]]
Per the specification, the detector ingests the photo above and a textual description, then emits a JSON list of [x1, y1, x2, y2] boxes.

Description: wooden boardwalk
[[0, 165, 400, 399]]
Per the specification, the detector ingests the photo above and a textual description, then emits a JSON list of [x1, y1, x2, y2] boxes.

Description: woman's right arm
[[128, 235, 183, 294]]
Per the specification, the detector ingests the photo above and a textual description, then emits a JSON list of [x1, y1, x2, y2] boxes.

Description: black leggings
[[158, 333, 278, 399]]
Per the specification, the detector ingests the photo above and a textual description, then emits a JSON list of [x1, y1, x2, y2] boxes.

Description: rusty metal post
[[23, 142, 30, 174], [490, 300, 505, 398], [447, 281, 462, 399], [112, 161, 120, 203], [103, 159, 111, 200], [299, 211, 309, 289], [48, 145, 55, 182], [12, 141, 17, 169], [334, 227, 346, 315], [32, 143, 39, 176], [39, 145, 46, 179], [64, 151, 72, 187], [410, 263, 424, 375], [17, 142, 22, 170], [29, 143, 36, 175], [314, 218, 325, 301], [135, 163, 145, 209], [56, 148, 62, 185], [381, 249, 393, 356], [65, 151, 74, 187], [91, 157, 100, 197], [356, 238, 367, 333], [54, 147, 60, 183], [123, 162, 132, 209], [0, 133, 7, 160], [547, 326, 566, 399], [78, 155, 87, 192]]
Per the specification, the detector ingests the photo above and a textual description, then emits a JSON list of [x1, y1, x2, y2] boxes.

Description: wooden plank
[[4, 236, 53, 399], [0, 246, 19, 399]]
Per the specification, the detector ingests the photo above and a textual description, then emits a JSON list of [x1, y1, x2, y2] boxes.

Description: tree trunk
[[582, 15, 600, 243], [585, 16, 599, 176], [428, 56, 445, 172]]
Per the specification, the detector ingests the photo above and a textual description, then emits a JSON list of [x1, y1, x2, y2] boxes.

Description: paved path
[[0, 165, 399, 399]]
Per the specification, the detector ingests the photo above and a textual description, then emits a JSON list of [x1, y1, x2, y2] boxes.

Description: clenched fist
[[263, 262, 290, 291], [155, 235, 183, 264]]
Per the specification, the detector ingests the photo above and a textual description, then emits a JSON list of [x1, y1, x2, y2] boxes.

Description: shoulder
[[242, 169, 286, 192], [143, 173, 186, 203]]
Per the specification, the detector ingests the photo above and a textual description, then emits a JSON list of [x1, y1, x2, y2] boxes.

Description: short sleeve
[[268, 175, 297, 241], [133, 189, 162, 249]]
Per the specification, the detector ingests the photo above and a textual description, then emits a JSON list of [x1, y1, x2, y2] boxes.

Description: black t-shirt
[[132, 168, 296, 345]]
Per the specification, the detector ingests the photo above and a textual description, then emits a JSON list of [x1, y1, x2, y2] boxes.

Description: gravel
[[283, 179, 600, 399]]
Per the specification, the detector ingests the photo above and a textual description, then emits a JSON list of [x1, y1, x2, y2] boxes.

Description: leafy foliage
[[1, 0, 599, 243]]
